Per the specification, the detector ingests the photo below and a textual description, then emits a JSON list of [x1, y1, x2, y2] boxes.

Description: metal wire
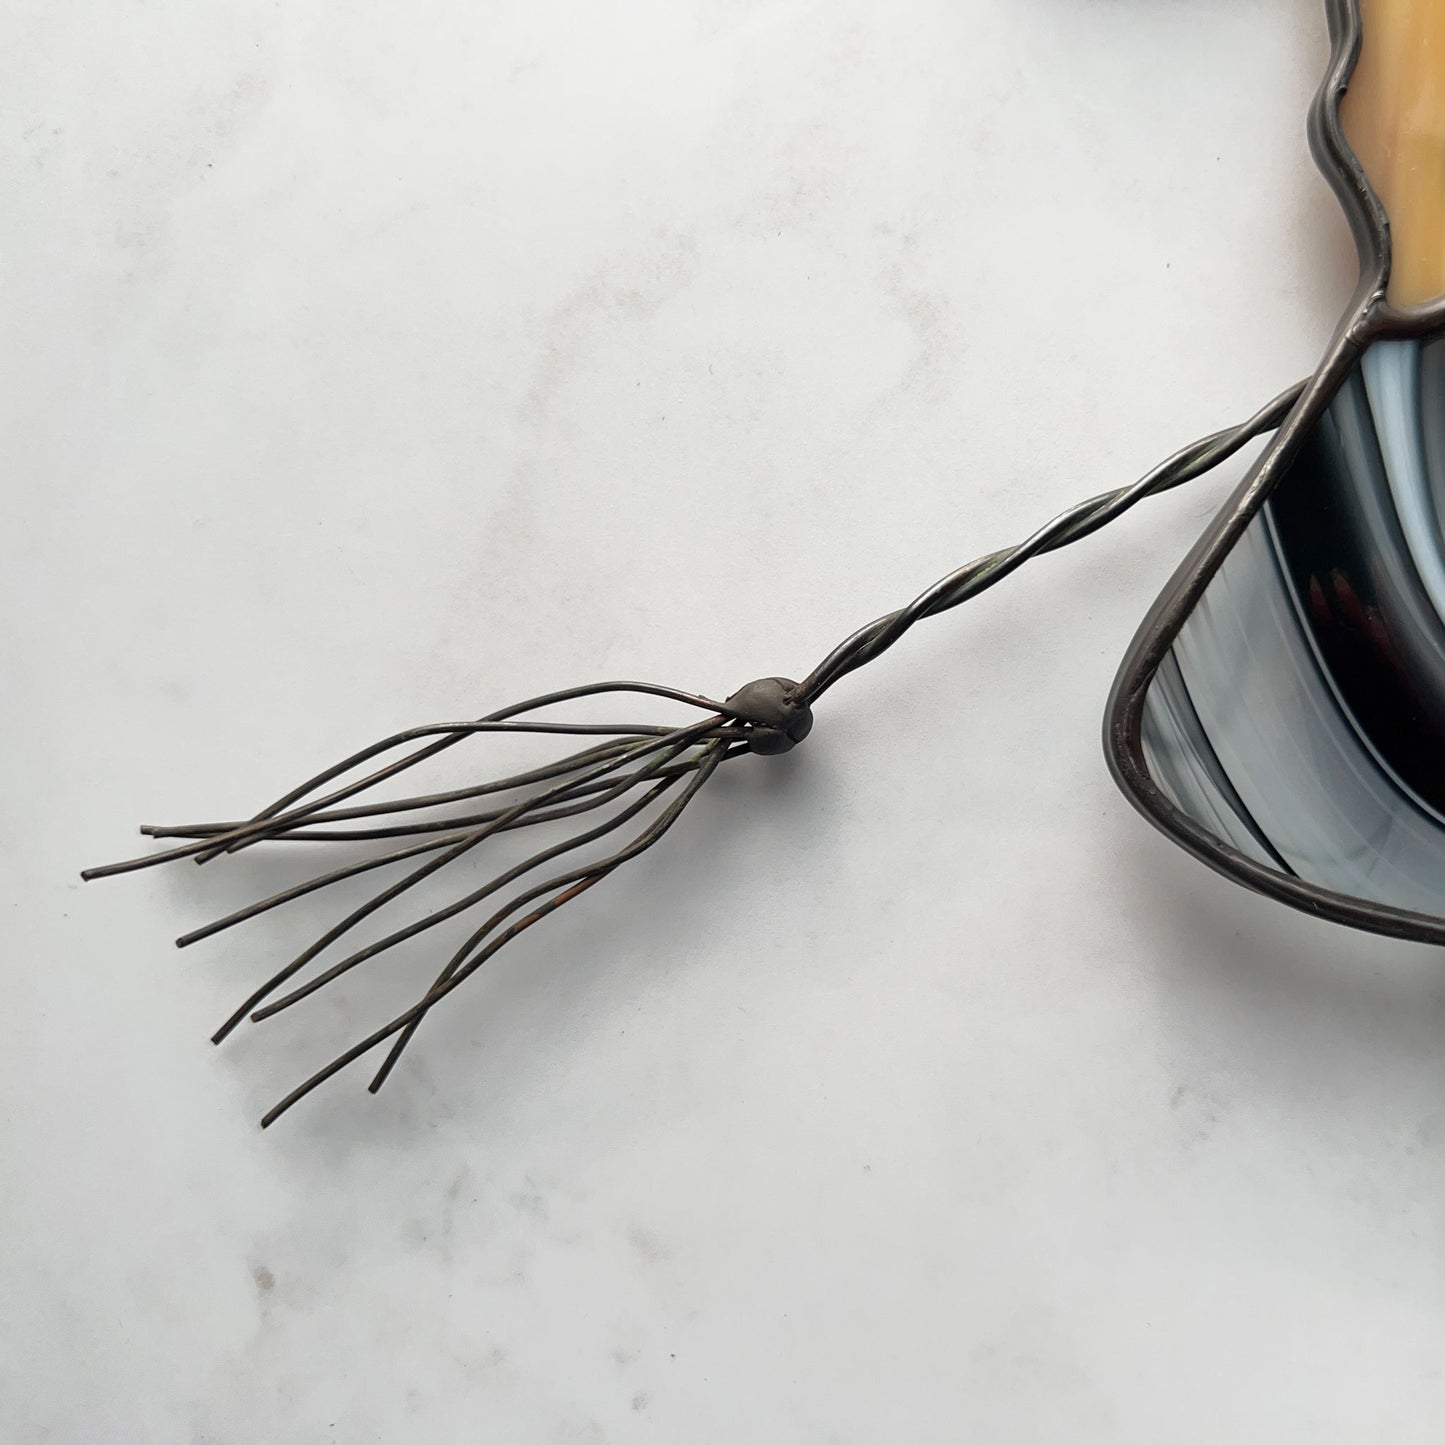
[[82, 379, 1304, 1126], [257, 739, 731, 1128], [795, 380, 1304, 704]]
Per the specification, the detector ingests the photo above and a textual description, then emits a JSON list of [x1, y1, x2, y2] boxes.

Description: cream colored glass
[[1342, 0, 1445, 307]]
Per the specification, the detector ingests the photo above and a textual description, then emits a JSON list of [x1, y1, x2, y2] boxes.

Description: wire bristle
[[83, 682, 749, 1125]]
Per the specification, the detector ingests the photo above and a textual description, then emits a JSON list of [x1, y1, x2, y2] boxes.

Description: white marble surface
[[7, 1, 1445, 1440]]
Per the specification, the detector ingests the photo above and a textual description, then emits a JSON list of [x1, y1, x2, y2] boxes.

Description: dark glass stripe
[[1139, 335, 1445, 917]]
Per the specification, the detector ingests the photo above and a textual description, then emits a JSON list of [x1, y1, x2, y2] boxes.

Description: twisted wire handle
[[795, 380, 1304, 703]]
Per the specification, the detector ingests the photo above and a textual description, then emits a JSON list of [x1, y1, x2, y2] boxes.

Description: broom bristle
[[80, 680, 790, 1125]]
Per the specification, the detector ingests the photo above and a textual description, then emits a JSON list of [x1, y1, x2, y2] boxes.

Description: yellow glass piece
[[1341, 0, 1445, 307]]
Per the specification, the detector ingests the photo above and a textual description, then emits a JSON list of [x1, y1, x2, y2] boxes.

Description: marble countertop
[[7, 1, 1444, 1439]]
